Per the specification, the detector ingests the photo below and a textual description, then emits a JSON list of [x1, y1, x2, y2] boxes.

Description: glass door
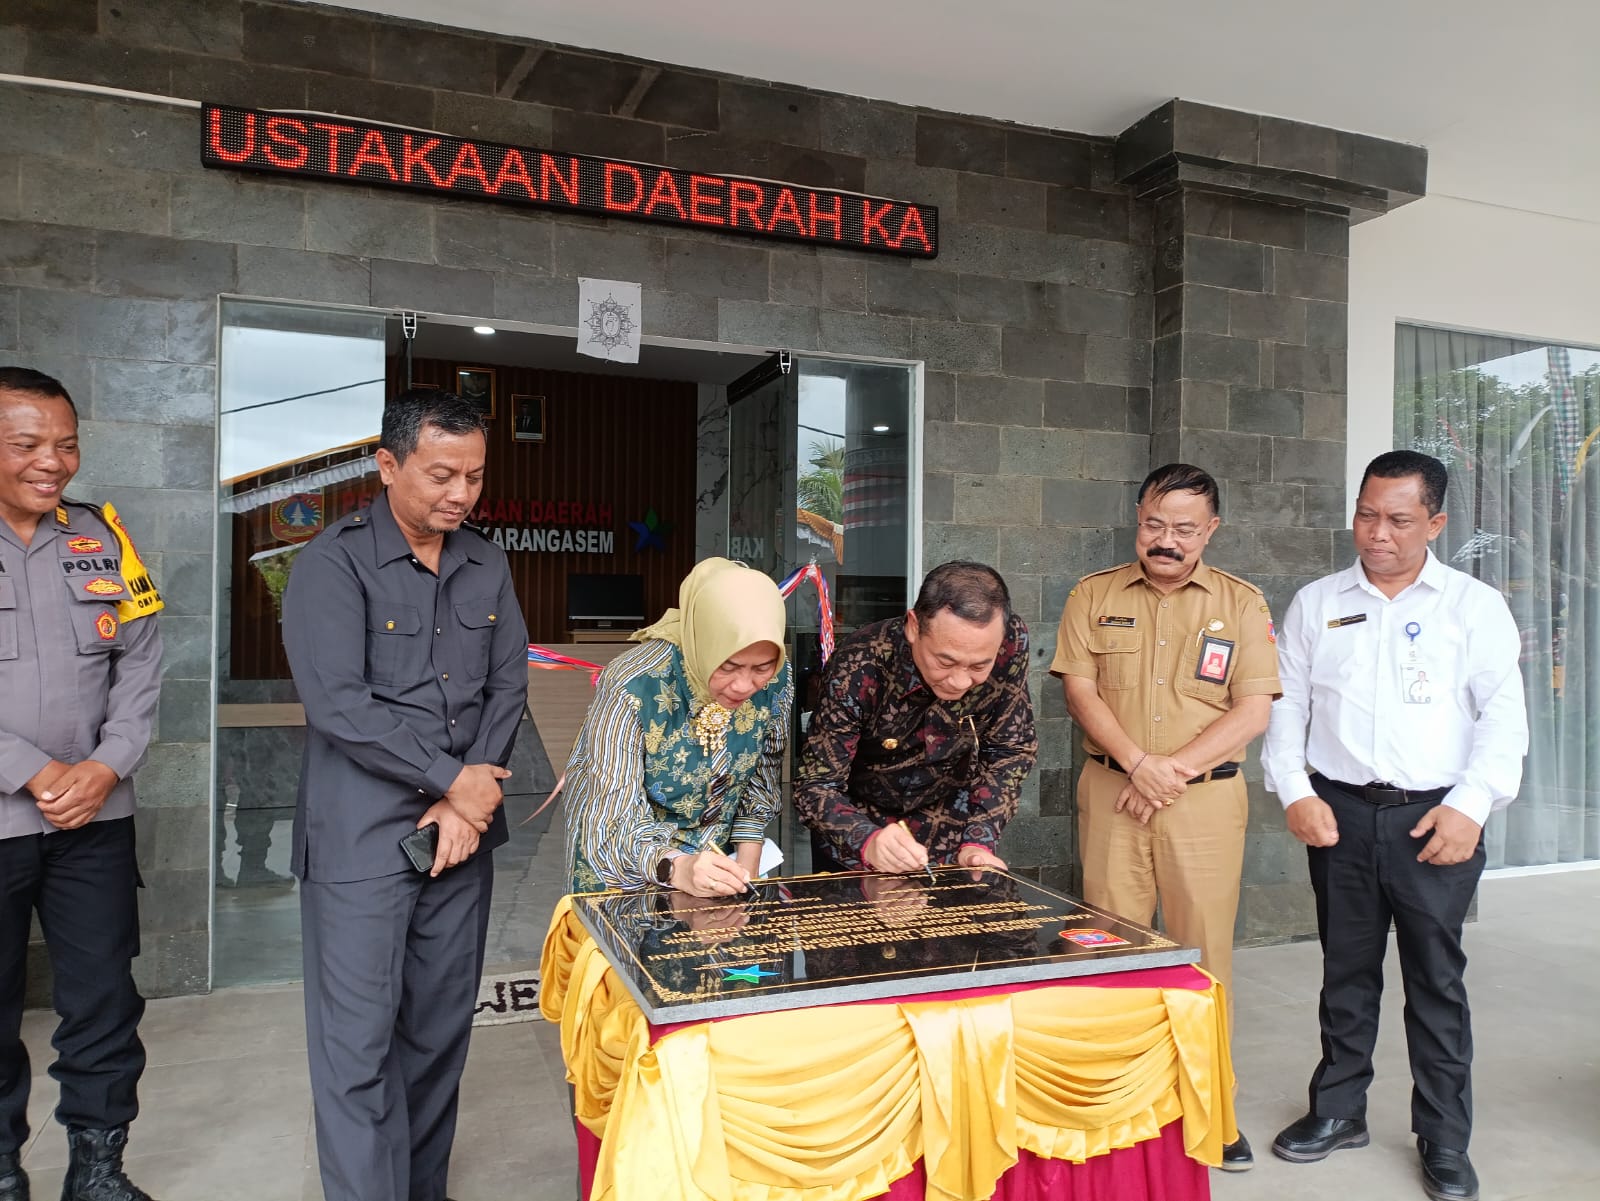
[[726, 355, 795, 577], [213, 299, 388, 985], [726, 354, 916, 872]]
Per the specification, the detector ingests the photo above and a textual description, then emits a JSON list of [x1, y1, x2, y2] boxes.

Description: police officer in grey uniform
[[0, 368, 164, 1201], [281, 389, 528, 1201]]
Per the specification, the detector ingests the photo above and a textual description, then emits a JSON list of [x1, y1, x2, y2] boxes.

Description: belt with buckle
[[1313, 773, 1449, 806], [1087, 752, 1240, 784]]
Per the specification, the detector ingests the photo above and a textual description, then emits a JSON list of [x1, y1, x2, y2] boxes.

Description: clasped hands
[[26, 759, 120, 830], [417, 762, 511, 877], [1114, 753, 1196, 825]]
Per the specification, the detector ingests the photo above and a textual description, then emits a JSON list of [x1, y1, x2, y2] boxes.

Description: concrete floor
[[15, 869, 1597, 1200]]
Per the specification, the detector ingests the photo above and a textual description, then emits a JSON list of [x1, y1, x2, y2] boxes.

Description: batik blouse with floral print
[[564, 638, 793, 893]]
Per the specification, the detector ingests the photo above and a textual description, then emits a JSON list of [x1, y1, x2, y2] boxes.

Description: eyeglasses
[[1137, 519, 1205, 541]]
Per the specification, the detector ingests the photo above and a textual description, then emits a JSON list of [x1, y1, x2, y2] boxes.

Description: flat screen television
[[567, 573, 646, 628]]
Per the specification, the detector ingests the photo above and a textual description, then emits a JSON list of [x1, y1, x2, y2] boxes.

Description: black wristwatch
[[654, 855, 676, 886]]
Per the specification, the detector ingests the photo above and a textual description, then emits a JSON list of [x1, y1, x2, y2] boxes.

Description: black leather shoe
[[1271, 1113, 1370, 1162], [1418, 1139, 1478, 1201], [0, 1150, 29, 1201], [61, 1127, 154, 1201], [1218, 1133, 1254, 1171]]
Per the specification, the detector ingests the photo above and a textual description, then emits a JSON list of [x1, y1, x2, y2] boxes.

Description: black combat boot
[[0, 1149, 29, 1201], [60, 1128, 153, 1201]]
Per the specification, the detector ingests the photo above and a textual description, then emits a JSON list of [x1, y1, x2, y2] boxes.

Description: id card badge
[[1401, 665, 1433, 705], [1195, 635, 1235, 684]]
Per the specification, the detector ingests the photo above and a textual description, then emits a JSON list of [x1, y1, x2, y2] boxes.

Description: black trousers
[[1305, 777, 1484, 1151], [0, 818, 146, 1155], [301, 852, 493, 1201]]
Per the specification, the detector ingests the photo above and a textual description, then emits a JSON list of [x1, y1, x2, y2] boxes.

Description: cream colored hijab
[[632, 557, 787, 706]]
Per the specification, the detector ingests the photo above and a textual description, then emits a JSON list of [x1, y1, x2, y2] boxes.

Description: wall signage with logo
[[471, 499, 617, 555], [202, 104, 939, 258]]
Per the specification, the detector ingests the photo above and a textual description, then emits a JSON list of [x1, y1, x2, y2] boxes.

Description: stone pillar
[[1117, 100, 1425, 615], [1115, 101, 1426, 939]]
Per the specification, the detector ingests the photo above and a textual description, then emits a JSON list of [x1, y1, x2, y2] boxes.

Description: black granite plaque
[[569, 868, 1199, 1023]]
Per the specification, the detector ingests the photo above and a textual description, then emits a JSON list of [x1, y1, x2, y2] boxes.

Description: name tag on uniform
[[1196, 635, 1234, 684], [1097, 615, 1136, 628], [1327, 613, 1368, 629]]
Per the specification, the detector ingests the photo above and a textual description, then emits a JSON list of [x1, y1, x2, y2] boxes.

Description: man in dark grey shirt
[[282, 389, 528, 1201], [0, 367, 164, 1201]]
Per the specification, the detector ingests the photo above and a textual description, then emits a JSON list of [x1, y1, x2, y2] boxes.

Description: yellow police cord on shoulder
[[101, 501, 165, 622]]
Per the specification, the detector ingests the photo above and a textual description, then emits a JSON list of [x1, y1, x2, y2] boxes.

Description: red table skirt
[[576, 1119, 1209, 1201]]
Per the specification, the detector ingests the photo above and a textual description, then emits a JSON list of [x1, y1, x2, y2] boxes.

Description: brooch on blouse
[[689, 702, 732, 753]]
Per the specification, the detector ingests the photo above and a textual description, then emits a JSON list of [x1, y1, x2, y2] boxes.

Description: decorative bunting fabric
[[777, 561, 836, 663]]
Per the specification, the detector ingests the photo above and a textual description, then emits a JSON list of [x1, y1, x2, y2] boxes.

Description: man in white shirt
[[1262, 450, 1527, 1201]]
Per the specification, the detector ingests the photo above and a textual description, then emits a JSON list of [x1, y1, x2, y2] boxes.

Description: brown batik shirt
[[795, 614, 1038, 868]]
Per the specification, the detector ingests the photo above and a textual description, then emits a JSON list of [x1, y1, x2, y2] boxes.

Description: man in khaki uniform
[[1050, 462, 1279, 1172]]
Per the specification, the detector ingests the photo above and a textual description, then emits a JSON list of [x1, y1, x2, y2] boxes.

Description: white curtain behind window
[[1395, 324, 1600, 866]]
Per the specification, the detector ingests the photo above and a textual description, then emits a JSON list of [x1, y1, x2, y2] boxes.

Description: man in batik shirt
[[795, 561, 1037, 873]]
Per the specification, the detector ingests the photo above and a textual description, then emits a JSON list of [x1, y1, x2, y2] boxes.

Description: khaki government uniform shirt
[[1050, 561, 1281, 763]]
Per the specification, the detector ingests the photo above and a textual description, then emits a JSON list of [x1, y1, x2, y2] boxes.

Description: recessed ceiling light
[[472, 325, 496, 335], [872, 423, 891, 433]]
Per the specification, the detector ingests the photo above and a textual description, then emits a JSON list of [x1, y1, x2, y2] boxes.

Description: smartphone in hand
[[399, 822, 439, 873]]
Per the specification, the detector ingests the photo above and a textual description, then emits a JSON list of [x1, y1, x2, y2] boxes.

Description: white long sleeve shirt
[[1263, 551, 1528, 826]]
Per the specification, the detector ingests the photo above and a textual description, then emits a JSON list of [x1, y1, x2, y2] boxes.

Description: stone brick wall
[[1, 1, 1422, 996], [1115, 99, 1424, 938]]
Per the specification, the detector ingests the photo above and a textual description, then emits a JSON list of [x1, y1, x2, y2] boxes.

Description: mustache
[[1145, 546, 1185, 562]]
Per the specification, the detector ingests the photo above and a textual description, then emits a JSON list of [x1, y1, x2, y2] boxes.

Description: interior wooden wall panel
[[227, 356, 698, 679]]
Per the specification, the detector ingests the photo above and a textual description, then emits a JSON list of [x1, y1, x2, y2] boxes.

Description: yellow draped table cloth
[[541, 897, 1235, 1201]]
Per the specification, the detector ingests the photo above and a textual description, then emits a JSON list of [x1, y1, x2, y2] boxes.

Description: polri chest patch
[[81, 577, 126, 598]]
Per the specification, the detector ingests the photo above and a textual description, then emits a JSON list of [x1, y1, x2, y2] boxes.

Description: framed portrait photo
[[455, 366, 496, 419], [512, 394, 546, 443]]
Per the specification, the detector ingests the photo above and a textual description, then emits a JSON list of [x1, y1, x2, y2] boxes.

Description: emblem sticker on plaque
[[1061, 928, 1131, 948]]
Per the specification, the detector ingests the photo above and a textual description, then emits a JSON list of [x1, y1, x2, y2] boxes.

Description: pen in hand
[[896, 819, 936, 885]]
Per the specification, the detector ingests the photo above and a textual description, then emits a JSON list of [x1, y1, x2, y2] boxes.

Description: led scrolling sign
[[201, 104, 939, 259]]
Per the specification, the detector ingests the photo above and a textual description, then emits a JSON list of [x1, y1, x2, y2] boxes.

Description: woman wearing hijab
[[564, 557, 792, 896]]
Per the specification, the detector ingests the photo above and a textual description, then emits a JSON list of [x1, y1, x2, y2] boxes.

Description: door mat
[[473, 969, 543, 1026]]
